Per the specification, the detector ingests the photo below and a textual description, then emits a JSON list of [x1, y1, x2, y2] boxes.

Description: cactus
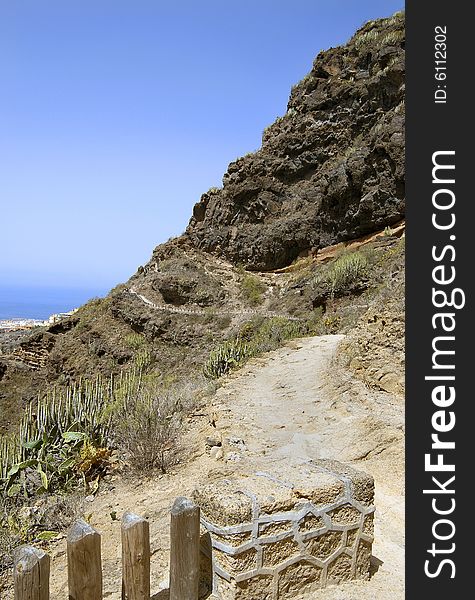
[[203, 339, 252, 379], [203, 317, 307, 380], [314, 251, 368, 297], [0, 370, 146, 498]]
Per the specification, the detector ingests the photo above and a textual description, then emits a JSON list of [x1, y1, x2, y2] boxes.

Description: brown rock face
[[186, 13, 405, 270]]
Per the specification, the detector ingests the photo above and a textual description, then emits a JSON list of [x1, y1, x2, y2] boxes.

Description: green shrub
[[315, 251, 368, 297], [123, 333, 154, 370], [304, 307, 325, 334], [115, 386, 184, 473], [240, 274, 267, 306], [381, 30, 404, 46], [354, 29, 380, 50], [133, 348, 153, 371], [386, 11, 405, 27], [329, 252, 368, 294], [354, 19, 404, 51], [323, 314, 342, 333], [248, 317, 303, 353], [124, 332, 146, 350], [237, 319, 263, 342]]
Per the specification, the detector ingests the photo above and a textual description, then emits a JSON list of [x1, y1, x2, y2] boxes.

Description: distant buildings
[[0, 309, 78, 331]]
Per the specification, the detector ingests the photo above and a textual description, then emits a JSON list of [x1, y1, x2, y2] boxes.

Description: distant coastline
[[0, 310, 78, 332], [0, 285, 107, 325]]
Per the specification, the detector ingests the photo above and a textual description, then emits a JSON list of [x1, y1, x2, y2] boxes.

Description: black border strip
[[406, 1, 471, 597]]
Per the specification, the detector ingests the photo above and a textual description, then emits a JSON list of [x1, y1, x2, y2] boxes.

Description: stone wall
[[193, 459, 374, 599]]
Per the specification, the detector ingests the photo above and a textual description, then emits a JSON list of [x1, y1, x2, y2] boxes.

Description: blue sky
[[0, 0, 403, 292]]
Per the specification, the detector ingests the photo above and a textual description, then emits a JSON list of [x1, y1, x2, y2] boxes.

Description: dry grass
[[114, 383, 192, 473]]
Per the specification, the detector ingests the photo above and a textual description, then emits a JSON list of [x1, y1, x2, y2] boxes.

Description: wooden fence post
[[14, 546, 50, 600], [121, 512, 150, 600], [169, 497, 200, 600], [67, 519, 102, 600]]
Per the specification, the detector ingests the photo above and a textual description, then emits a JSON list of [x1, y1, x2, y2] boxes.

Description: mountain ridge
[[184, 12, 404, 269], [0, 12, 405, 431]]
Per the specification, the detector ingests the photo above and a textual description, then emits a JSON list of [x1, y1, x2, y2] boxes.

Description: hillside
[[0, 12, 406, 599], [1, 334, 404, 600], [0, 13, 405, 433]]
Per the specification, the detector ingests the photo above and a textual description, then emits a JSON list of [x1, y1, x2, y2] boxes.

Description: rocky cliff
[[0, 12, 405, 431], [186, 14, 404, 270]]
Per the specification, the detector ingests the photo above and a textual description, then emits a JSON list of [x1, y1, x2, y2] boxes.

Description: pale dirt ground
[[3, 334, 404, 599], [206, 335, 404, 600]]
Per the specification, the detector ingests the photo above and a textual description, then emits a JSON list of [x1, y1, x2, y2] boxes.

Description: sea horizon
[[0, 284, 109, 321]]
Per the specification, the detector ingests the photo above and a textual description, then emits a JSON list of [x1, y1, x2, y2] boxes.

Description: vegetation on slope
[[0, 370, 193, 571], [0, 11, 405, 578]]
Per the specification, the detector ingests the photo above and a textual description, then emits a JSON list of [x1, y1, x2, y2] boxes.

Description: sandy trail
[[209, 335, 404, 599], [4, 335, 404, 599]]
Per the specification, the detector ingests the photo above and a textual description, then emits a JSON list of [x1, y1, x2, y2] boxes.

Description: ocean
[[0, 286, 108, 320]]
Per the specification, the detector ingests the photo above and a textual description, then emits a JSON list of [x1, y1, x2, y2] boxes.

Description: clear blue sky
[[0, 0, 403, 292]]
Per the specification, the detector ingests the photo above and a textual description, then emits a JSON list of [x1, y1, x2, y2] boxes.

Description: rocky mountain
[[186, 15, 404, 270], [0, 12, 405, 432]]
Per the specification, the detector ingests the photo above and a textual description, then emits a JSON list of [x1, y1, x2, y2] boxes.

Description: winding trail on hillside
[[20, 335, 403, 600], [127, 287, 302, 321]]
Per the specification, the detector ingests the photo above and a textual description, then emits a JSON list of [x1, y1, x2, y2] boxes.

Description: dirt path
[[5, 335, 403, 599], [209, 335, 404, 599], [127, 287, 302, 321]]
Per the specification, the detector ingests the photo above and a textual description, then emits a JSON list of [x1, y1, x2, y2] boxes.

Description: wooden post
[[14, 546, 50, 600], [67, 519, 102, 600], [169, 497, 200, 600], [121, 512, 150, 600]]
